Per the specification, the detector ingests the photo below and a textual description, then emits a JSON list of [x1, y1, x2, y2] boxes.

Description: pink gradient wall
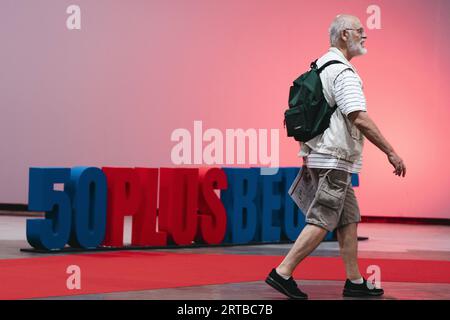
[[0, 0, 449, 218]]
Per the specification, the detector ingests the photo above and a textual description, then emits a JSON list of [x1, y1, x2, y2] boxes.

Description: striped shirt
[[306, 69, 367, 173]]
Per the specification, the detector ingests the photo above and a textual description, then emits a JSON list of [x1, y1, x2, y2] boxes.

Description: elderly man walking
[[265, 14, 406, 299]]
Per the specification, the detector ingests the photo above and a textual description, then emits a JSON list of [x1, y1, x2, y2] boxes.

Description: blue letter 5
[[26, 168, 71, 250]]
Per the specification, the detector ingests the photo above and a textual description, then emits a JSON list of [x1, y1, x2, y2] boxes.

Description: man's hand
[[387, 152, 406, 177]]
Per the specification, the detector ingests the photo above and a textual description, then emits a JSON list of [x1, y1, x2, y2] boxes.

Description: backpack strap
[[316, 60, 346, 74]]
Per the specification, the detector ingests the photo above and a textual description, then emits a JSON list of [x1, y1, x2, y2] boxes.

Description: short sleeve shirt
[[334, 69, 367, 116]]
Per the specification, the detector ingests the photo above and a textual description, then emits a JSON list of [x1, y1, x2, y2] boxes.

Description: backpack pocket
[[284, 107, 307, 137]]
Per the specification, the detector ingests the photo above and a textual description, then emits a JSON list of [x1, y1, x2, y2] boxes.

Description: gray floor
[[1, 215, 450, 300], [38, 280, 450, 300]]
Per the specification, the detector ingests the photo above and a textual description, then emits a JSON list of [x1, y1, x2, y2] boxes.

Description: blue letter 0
[[66, 167, 107, 249], [26, 168, 71, 250]]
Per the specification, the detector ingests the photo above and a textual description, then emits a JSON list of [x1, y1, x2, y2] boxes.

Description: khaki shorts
[[303, 167, 361, 232]]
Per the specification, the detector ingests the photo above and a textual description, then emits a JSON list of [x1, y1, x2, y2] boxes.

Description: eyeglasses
[[345, 28, 365, 35]]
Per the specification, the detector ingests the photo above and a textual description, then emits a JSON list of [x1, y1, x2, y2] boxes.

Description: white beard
[[348, 38, 367, 56]]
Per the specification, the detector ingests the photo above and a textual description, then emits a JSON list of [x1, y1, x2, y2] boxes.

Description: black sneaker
[[343, 278, 384, 297], [265, 268, 308, 300]]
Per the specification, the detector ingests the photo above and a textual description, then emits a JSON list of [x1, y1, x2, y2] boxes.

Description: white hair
[[329, 15, 355, 46]]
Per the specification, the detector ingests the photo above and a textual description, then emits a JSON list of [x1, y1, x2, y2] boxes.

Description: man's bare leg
[[336, 223, 362, 280], [276, 224, 328, 277]]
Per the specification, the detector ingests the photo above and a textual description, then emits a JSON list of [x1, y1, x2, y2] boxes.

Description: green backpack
[[284, 59, 345, 142]]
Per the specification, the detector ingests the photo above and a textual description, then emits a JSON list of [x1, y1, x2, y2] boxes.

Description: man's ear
[[341, 30, 349, 42]]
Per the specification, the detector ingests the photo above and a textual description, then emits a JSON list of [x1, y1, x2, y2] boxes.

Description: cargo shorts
[[303, 167, 361, 232]]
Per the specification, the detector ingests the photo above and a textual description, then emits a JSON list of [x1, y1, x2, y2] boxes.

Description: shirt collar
[[328, 47, 354, 68]]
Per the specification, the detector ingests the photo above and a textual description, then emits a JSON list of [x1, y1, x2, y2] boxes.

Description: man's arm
[[348, 111, 406, 177]]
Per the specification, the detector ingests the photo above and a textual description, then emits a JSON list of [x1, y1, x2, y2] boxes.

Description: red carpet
[[0, 251, 449, 299]]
